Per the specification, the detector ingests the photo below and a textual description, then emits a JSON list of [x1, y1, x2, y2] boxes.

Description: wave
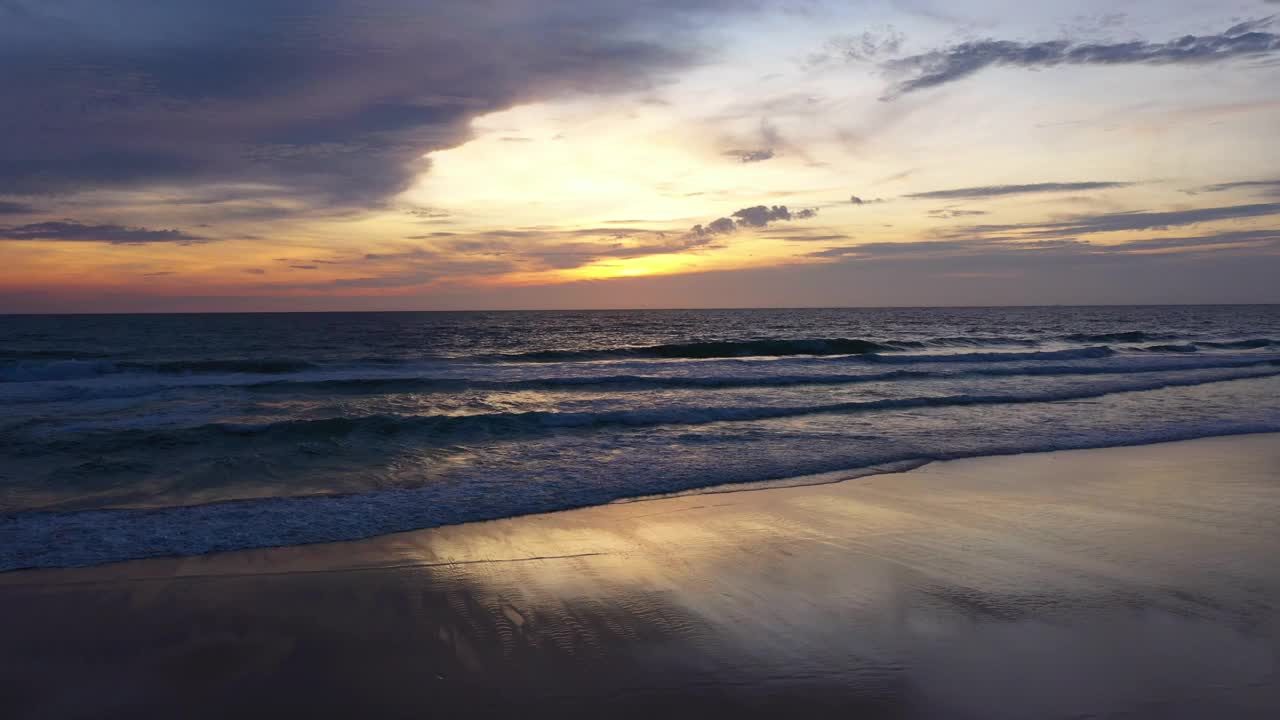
[[4, 336, 1275, 384], [489, 337, 899, 361], [1059, 331, 1177, 343], [1128, 339, 1278, 353], [0, 349, 110, 361], [0, 358, 320, 382], [240, 357, 1280, 395], [120, 359, 320, 374], [866, 346, 1115, 364], [1197, 338, 1278, 350], [7, 422, 1280, 571], [29, 366, 1279, 454], [902, 335, 1039, 348], [0, 360, 121, 383], [1133, 343, 1200, 353]]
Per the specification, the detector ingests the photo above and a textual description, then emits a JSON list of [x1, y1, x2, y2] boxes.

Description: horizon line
[[3, 302, 1278, 317]]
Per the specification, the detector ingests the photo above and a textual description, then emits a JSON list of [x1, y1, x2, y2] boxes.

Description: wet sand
[[3, 433, 1280, 719]]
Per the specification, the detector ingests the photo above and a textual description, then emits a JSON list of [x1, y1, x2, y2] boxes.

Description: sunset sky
[[3, 0, 1280, 312]]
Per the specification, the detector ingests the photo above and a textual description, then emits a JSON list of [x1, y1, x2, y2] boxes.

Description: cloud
[[406, 207, 452, 219], [0, 220, 205, 244], [762, 229, 849, 242], [0, 1, 747, 212], [884, 18, 1280, 98], [243, 268, 266, 275], [720, 117, 789, 164], [808, 28, 905, 65], [1196, 178, 1280, 195], [732, 205, 798, 227], [810, 228, 1280, 261], [726, 148, 775, 163], [691, 217, 739, 236], [0, 201, 34, 215], [928, 208, 989, 219], [691, 204, 817, 235], [955, 201, 1280, 238], [328, 200, 823, 286], [906, 182, 1133, 200]]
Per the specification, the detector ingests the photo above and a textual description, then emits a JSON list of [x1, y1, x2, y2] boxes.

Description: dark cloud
[[0, 201, 35, 215], [0, 1, 744, 211], [691, 217, 739, 236], [243, 268, 266, 275], [906, 182, 1132, 200], [0, 220, 205, 244], [732, 205, 798, 227], [691, 205, 817, 236], [289, 265, 319, 270], [884, 18, 1280, 97], [956, 201, 1280, 238], [726, 149, 775, 163]]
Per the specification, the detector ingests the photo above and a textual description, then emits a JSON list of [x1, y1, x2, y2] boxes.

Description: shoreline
[[6, 425, 1280, 573], [3, 433, 1279, 717]]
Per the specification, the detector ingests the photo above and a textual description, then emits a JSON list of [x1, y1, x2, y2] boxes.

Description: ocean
[[3, 305, 1279, 570]]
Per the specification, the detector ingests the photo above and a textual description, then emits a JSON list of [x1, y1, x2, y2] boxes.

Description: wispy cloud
[[954, 202, 1280, 238], [726, 149, 775, 163], [1195, 178, 1280, 195], [928, 208, 989, 219], [808, 29, 905, 65], [0, 221, 206, 244], [884, 17, 1280, 98], [849, 195, 886, 205], [811, 229, 1280, 261], [0, 201, 35, 215], [906, 181, 1133, 200]]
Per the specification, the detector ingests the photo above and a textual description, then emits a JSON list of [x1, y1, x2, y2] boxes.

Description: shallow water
[[3, 305, 1280, 569]]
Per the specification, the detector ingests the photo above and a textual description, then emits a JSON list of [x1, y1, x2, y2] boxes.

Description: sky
[[2, 0, 1280, 312]]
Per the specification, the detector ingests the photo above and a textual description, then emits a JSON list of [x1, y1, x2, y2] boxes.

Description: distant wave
[[1197, 338, 1279, 350], [27, 366, 1279, 455], [865, 346, 1116, 364], [4, 337, 1277, 381], [489, 338, 898, 361], [1132, 343, 1200, 353], [487, 342, 1126, 363], [0, 358, 319, 382], [120, 359, 320, 374], [240, 357, 1280, 395], [1060, 331, 1177, 343]]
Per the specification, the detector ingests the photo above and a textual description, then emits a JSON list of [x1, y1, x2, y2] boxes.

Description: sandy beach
[[3, 433, 1279, 718]]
